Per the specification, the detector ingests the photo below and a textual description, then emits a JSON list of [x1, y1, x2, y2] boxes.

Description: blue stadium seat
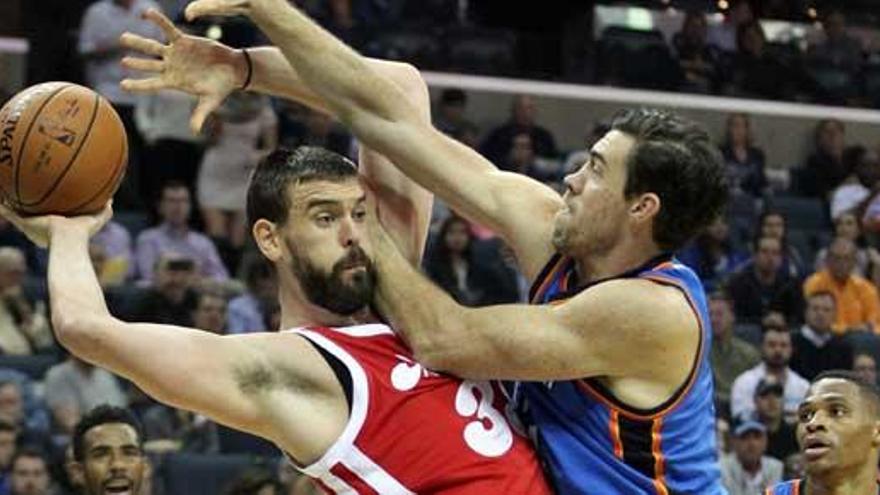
[[159, 453, 268, 495]]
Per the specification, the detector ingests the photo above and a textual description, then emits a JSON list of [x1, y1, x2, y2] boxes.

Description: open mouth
[[803, 436, 832, 461], [103, 479, 133, 495]]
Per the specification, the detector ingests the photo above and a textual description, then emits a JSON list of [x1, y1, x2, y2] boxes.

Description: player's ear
[[629, 192, 660, 223], [253, 219, 282, 262], [872, 419, 880, 447]]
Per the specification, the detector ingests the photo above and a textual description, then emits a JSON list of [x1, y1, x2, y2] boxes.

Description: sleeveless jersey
[[290, 323, 552, 495], [515, 253, 723, 494], [768, 477, 880, 494]]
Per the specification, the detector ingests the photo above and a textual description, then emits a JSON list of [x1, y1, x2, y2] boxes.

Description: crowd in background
[[1, 0, 880, 494]]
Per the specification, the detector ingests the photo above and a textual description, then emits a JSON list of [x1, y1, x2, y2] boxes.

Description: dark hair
[[241, 254, 275, 292], [707, 289, 733, 304], [0, 419, 17, 435], [762, 322, 789, 336], [431, 215, 474, 262], [440, 88, 467, 106], [736, 20, 765, 54], [224, 468, 280, 495], [73, 405, 143, 462], [246, 146, 358, 229], [612, 108, 728, 251], [807, 290, 837, 306], [813, 369, 880, 411], [10, 446, 47, 472], [815, 118, 845, 142]]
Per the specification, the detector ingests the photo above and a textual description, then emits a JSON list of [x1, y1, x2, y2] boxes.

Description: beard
[[288, 242, 377, 316]]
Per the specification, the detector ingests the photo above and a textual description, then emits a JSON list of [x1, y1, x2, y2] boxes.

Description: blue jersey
[[768, 478, 880, 494], [514, 253, 724, 494]]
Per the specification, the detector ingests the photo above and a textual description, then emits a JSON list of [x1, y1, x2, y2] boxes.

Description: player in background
[[767, 370, 880, 495]]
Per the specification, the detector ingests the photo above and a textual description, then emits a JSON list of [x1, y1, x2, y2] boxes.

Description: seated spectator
[[433, 88, 478, 147], [678, 215, 748, 291], [0, 421, 17, 495], [0, 219, 45, 278], [720, 113, 767, 199], [673, 11, 722, 94], [751, 376, 798, 461], [814, 211, 880, 279], [224, 468, 281, 495], [808, 9, 864, 72], [720, 419, 783, 495], [790, 292, 854, 380], [500, 133, 563, 184], [278, 104, 352, 159], [0, 374, 48, 442], [853, 352, 878, 386], [70, 405, 149, 495], [227, 255, 277, 334], [480, 94, 558, 166], [0, 248, 52, 356], [795, 119, 847, 199], [7, 448, 51, 495], [709, 291, 761, 417], [43, 355, 128, 442], [128, 254, 199, 326], [135, 181, 228, 283], [142, 404, 218, 454], [192, 291, 228, 335], [726, 236, 803, 325], [90, 220, 134, 287], [730, 324, 809, 421], [803, 237, 880, 334], [0, 382, 49, 458], [828, 145, 880, 221], [724, 21, 794, 100], [756, 210, 804, 279], [424, 216, 519, 306], [708, 0, 754, 54]]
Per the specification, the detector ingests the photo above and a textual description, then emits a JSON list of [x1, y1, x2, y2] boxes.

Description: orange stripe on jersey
[[609, 410, 623, 459], [530, 255, 568, 303], [793, 479, 801, 495], [651, 418, 669, 495]]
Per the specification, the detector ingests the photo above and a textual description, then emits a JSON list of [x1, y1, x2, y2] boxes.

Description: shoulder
[[854, 276, 879, 293], [764, 455, 784, 472], [135, 227, 161, 244]]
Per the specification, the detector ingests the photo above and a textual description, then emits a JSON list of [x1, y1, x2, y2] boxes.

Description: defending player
[[767, 370, 880, 495], [178, 0, 728, 492]]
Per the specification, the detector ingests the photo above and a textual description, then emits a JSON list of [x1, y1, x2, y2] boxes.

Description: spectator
[[224, 468, 281, 495], [674, 11, 722, 94], [758, 209, 806, 278], [142, 404, 218, 454], [0, 219, 45, 278], [0, 421, 17, 495], [227, 255, 277, 334], [725, 21, 795, 102], [278, 105, 351, 159], [678, 215, 748, 292], [0, 248, 52, 356], [790, 292, 854, 380], [70, 406, 148, 495], [135, 181, 228, 283], [751, 376, 798, 461], [128, 255, 199, 326], [720, 419, 783, 495], [89, 221, 134, 287], [198, 93, 277, 265], [480, 94, 558, 166], [78, 0, 163, 209], [803, 237, 880, 334], [424, 216, 519, 306], [828, 146, 880, 221], [433, 88, 478, 146], [796, 119, 847, 199], [135, 88, 205, 205], [709, 291, 760, 417], [7, 448, 51, 495], [43, 356, 128, 442], [192, 291, 227, 335], [808, 9, 864, 72], [720, 113, 767, 199], [853, 352, 878, 386], [0, 382, 49, 450], [726, 236, 803, 325], [708, 0, 754, 53], [814, 211, 880, 279], [730, 324, 810, 421], [500, 133, 563, 184], [57, 445, 82, 495]]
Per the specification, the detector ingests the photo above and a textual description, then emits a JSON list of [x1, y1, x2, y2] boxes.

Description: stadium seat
[[159, 453, 269, 495], [445, 28, 518, 76], [807, 62, 857, 104], [597, 27, 679, 90], [764, 196, 830, 232]]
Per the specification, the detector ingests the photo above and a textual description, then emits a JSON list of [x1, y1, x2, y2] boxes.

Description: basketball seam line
[[19, 90, 100, 208], [13, 84, 70, 204]]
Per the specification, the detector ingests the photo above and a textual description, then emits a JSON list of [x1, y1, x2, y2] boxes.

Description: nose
[[805, 411, 828, 433], [339, 217, 361, 248], [563, 168, 586, 195]]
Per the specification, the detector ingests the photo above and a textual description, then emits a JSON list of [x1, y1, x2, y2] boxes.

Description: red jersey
[[291, 324, 551, 495]]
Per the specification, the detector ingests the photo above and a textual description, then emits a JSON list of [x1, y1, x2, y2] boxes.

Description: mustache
[[335, 246, 370, 271]]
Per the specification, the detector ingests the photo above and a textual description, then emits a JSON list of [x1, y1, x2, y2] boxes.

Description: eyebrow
[[305, 195, 367, 211], [590, 150, 608, 168]]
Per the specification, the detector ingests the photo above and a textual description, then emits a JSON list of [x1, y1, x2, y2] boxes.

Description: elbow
[[51, 313, 107, 352]]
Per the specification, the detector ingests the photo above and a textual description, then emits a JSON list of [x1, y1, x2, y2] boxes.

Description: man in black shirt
[[790, 292, 853, 380]]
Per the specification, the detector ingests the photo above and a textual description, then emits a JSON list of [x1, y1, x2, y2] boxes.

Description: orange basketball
[[0, 82, 127, 215]]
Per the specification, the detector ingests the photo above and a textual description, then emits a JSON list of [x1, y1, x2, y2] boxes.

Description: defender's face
[[552, 130, 635, 259], [79, 423, 145, 495], [281, 178, 375, 315]]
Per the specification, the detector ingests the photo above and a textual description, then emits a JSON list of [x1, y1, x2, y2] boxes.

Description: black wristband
[[240, 48, 253, 91]]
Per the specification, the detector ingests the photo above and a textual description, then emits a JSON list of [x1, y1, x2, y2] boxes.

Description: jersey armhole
[[306, 338, 353, 413]]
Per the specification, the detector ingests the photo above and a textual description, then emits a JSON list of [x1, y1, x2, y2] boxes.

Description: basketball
[[0, 82, 127, 215]]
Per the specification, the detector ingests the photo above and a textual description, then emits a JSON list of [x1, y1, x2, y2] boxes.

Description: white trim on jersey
[[291, 329, 413, 494], [283, 323, 395, 338]]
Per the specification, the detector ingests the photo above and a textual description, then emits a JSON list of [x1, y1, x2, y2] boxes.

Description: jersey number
[[455, 381, 514, 458]]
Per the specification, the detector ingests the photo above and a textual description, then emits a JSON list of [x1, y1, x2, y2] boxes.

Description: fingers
[[190, 95, 223, 134], [119, 32, 165, 57], [121, 56, 164, 73], [185, 0, 247, 21], [142, 8, 182, 42], [120, 77, 170, 93]]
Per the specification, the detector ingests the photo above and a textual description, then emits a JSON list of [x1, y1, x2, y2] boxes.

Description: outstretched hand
[[119, 8, 244, 133], [0, 202, 113, 249], [183, 0, 271, 21]]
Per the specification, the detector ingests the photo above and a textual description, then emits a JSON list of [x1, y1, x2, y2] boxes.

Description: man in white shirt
[[731, 323, 810, 422]]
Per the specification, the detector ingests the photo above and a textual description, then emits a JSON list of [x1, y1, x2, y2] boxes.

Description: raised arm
[[184, 0, 564, 280], [5, 207, 346, 463], [120, 9, 432, 264]]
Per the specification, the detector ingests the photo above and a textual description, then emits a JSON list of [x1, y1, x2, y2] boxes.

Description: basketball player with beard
[[0, 35, 551, 493]]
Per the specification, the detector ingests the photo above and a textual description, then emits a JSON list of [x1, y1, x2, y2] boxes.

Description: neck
[[807, 458, 879, 495], [742, 457, 762, 474], [765, 364, 787, 377], [763, 414, 782, 431], [164, 221, 188, 234], [574, 243, 662, 285], [277, 282, 364, 330], [755, 267, 776, 285]]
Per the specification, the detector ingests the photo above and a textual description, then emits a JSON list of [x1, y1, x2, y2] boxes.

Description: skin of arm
[[183, 0, 564, 280]]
